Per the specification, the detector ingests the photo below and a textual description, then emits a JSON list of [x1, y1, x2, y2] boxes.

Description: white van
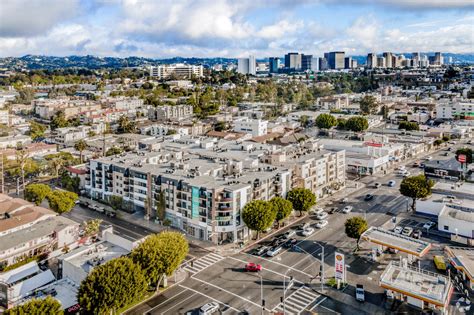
[[199, 302, 219, 315]]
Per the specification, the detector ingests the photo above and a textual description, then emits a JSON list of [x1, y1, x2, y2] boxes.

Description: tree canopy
[[398, 121, 420, 131], [24, 183, 52, 206], [46, 190, 78, 214], [359, 95, 379, 115], [117, 115, 136, 134], [5, 296, 63, 315], [345, 116, 369, 132], [131, 231, 188, 287], [400, 175, 434, 211], [50, 111, 69, 130], [344, 216, 368, 251], [456, 147, 473, 164], [287, 188, 316, 216], [78, 257, 147, 314], [74, 140, 87, 163], [270, 196, 293, 226], [315, 113, 337, 129], [242, 200, 276, 239], [83, 219, 102, 237], [29, 121, 47, 140]]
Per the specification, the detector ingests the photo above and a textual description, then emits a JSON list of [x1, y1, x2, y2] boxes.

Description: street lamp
[[256, 272, 264, 315], [282, 269, 293, 315], [313, 242, 325, 293]]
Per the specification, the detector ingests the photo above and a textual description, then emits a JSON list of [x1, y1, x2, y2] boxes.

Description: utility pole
[[0, 153, 4, 193]]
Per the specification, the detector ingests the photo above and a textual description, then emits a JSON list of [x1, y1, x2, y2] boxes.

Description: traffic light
[[262, 299, 265, 307]]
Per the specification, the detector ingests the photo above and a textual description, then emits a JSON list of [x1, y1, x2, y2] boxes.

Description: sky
[[0, 0, 473, 58]]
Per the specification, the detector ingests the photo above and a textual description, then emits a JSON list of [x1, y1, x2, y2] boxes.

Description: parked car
[[267, 246, 283, 257], [316, 212, 328, 220], [283, 238, 297, 248], [342, 206, 353, 213], [402, 172, 411, 178], [340, 198, 348, 204], [283, 230, 296, 239], [302, 227, 315, 236], [374, 182, 381, 188], [253, 245, 269, 256], [297, 222, 311, 231], [443, 152, 449, 156], [388, 247, 399, 254], [385, 289, 394, 299], [393, 226, 403, 234], [245, 263, 262, 272], [364, 194, 374, 201], [199, 302, 219, 315], [422, 221, 436, 230], [425, 156, 433, 161], [402, 227, 413, 237], [329, 207, 338, 214], [355, 284, 365, 302], [315, 220, 328, 229], [412, 162, 420, 167], [387, 180, 396, 187], [310, 207, 325, 215], [412, 230, 422, 239]]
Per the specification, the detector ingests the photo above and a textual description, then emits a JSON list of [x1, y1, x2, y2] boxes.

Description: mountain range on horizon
[[1, 53, 473, 70]]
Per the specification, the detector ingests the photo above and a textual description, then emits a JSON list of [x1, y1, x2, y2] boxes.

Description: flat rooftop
[[380, 262, 453, 307], [361, 227, 431, 257], [445, 246, 474, 281], [36, 278, 78, 310]]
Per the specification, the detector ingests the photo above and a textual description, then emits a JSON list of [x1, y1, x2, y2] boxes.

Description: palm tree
[[15, 149, 28, 192], [74, 140, 87, 163], [49, 157, 64, 181]]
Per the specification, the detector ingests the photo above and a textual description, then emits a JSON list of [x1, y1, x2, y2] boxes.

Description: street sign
[[458, 154, 467, 163], [335, 252, 345, 281]]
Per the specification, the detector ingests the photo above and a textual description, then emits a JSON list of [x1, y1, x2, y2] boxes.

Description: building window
[[444, 225, 449, 231]]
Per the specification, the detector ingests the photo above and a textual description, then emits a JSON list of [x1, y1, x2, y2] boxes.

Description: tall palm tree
[[74, 140, 87, 163]]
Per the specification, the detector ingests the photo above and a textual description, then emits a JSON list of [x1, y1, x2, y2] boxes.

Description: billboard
[[335, 252, 345, 281]]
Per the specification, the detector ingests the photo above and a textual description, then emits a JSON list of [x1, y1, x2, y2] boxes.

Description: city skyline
[[1, 0, 473, 58]]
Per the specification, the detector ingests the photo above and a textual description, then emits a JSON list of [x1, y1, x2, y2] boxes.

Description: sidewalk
[[315, 287, 388, 315]]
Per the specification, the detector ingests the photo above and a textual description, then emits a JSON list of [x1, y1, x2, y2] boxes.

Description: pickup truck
[[355, 284, 365, 302]]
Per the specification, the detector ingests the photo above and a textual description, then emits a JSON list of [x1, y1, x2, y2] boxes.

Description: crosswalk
[[184, 253, 224, 275], [273, 286, 320, 315]]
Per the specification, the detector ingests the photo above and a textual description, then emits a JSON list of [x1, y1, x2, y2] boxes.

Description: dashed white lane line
[[157, 292, 197, 315], [178, 284, 241, 313]]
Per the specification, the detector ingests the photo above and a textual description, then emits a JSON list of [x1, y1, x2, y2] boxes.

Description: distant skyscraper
[[326, 52, 345, 69], [269, 57, 280, 73], [285, 52, 302, 70], [302, 54, 313, 71], [434, 52, 443, 66], [319, 57, 329, 71], [311, 57, 319, 71], [377, 57, 386, 68], [237, 55, 256, 75], [344, 57, 352, 69], [367, 53, 377, 69], [383, 52, 393, 68]]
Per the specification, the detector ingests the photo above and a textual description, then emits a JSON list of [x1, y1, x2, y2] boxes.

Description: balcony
[[216, 216, 232, 221], [219, 204, 232, 211]]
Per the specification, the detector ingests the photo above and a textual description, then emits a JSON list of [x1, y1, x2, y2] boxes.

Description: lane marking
[[179, 284, 241, 313], [144, 289, 187, 313], [239, 253, 314, 278], [156, 292, 197, 315]]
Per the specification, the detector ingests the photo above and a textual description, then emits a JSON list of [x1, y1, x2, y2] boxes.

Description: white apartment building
[[140, 123, 189, 136], [149, 64, 204, 79], [0, 110, 8, 125], [233, 118, 268, 137], [52, 123, 106, 146], [85, 137, 292, 244], [0, 135, 30, 149], [148, 105, 194, 121], [436, 101, 474, 120], [33, 99, 101, 119], [102, 97, 144, 111], [237, 56, 256, 75]]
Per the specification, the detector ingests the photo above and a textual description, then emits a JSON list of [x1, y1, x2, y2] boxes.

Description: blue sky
[[0, 0, 473, 58]]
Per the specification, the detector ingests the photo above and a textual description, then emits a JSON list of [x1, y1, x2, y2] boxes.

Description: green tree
[[270, 197, 293, 227], [78, 257, 147, 315], [46, 190, 78, 214], [400, 175, 434, 211], [344, 216, 368, 251], [29, 121, 47, 140], [336, 118, 347, 130], [24, 183, 52, 206], [109, 195, 123, 210], [455, 147, 473, 165], [50, 111, 69, 130], [74, 139, 87, 163], [345, 116, 369, 132], [156, 190, 166, 221], [287, 188, 316, 216], [117, 115, 136, 134], [398, 121, 420, 131], [433, 139, 443, 147], [5, 296, 63, 315], [83, 219, 102, 237], [359, 95, 379, 115], [242, 200, 276, 239], [106, 146, 123, 157], [131, 232, 188, 289], [315, 113, 337, 129], [299, 115, 310, 128]]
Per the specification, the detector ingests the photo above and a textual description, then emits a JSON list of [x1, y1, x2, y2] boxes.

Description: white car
[[302, 227, 315, 236], [310, 207, 325, 215], [387, 180, 396, 187], [425, 156, 433, 161], [199, 302, 219, 315], [266, 246, 283, 257], [316, 212, 328, 220], [397, 166, 406, 171], [315, 220, 328, 229], [401, 227, 413, 236], [422, 221, 436, 230], [393, 226, 403, 234], [402, 172, 411, 178], [341, 198, 349, 204], [342, 206, 353, 213]]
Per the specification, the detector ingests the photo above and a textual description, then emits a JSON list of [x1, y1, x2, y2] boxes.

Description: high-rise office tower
[[311, 57, 319, 71], [326, 52, 345, 69], [377, 57, 386, 68], [285, 52, 302, 70], [237, 55, 256, 75], [383, 52, 393, 68], [269, 57, 280, 73], [302, 54, 313, 71], [434, 52, 443, 66], [367, 53, 377, 68], [319, 57, 329, 71], [344, 57, 352, 69]]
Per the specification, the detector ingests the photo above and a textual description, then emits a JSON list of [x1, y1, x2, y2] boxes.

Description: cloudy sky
[[0, 0, 473, 58]]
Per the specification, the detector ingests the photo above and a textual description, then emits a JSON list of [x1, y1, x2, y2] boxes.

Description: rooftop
[[380, 261, 453, 307], [361, 227, 431, 257], [445, 246, 474, 281]]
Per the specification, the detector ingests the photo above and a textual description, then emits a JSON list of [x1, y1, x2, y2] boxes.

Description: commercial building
[[233, 118, 268, 137], [148, 104, 194, 121], [285, 53, 302, 71], [51, 123, 106, 147], [435, 101, 474, 120], [445, 246, 474, 290], [318, 57, 329, 71], [438, 205, 474, 241], [301, 54, 313, 71], [149, 64, 204, 79], [383, 52, 393, 68], [367, 53, 377, 69], [268, 57, 280, 73], [101, 97, 144, 111], [325, 52, 345, 70], [33, 99, 101, 120], [424, 157, 465, 181], [237, 56, 256, 75]]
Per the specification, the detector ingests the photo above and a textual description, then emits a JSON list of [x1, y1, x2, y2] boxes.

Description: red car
[[245, 263, 262, 272]]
